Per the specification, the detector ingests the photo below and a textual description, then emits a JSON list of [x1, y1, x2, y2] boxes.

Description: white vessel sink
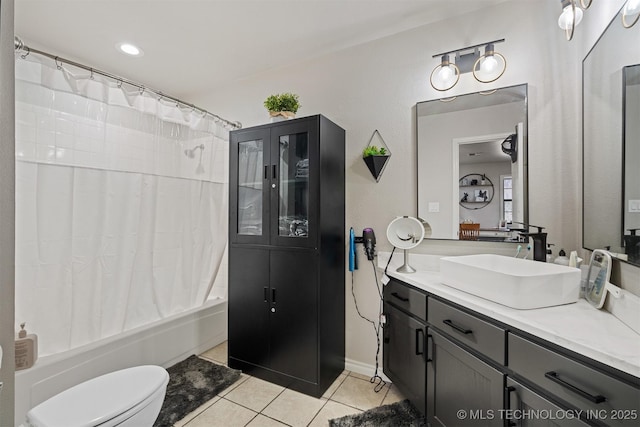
[[440, 254, 581, 309]]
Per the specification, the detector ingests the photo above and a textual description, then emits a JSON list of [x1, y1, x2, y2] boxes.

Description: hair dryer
[[363, 228, 376, 261], [349, 227, 377, 271]]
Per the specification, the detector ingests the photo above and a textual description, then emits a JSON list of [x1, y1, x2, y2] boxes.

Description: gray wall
[[0, 0, 15, 424]]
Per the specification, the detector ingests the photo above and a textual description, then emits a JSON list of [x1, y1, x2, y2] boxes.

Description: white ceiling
[[15, 0, 507, 100], [459, 139, 512, 165]]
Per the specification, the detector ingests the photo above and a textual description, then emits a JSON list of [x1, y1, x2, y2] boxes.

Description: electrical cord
[[350, 269, 386, 391], [369, 259, 385, 392], [384, 247, 396, 277], [349, 249, 397, 393]]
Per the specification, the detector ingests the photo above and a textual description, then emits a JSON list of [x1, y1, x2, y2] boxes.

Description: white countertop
[[378, 252, 640, 379]]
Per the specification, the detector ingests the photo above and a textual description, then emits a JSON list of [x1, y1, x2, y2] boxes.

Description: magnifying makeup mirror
[[386, 216, 429, 273]]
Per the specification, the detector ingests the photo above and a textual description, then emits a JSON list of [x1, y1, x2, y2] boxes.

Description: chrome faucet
[[514, 223, 547, 262]]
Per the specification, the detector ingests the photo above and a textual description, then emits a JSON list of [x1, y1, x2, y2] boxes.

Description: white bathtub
[[14, 298, 227, 426]]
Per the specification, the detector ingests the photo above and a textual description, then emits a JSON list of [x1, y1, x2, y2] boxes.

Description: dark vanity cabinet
[[509, 334, 640, 427], [427, 329, 504, 427], [383, 280, 428, 414], [426, 298, 505, 427], [383, 278, 640, 426], [383, 279, 505, 423], [228, 115, 345, 398]]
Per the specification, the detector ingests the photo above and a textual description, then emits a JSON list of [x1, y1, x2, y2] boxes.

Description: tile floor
[[174, 341, 406, 427]]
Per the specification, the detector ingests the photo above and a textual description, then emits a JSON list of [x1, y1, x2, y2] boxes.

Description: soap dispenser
[[15, 322, 38, 371], [546, 243, 555, 263], [554, 249, 570, 266]]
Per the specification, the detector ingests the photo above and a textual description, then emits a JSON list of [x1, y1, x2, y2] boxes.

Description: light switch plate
[[629, 200, 640, 213], [428, 202, 440, 213]]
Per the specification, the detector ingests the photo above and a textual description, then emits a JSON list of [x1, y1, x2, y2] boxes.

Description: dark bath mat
[[154, 355, 241, 427], [329, 399, 426, 427]]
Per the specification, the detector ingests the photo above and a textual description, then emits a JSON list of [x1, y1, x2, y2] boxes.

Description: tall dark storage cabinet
[[228, 115, 345, 397]]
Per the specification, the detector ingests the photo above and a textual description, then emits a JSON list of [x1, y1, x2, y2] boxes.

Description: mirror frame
[[582, 3, 640, 267], [416, 84, 529, 242]]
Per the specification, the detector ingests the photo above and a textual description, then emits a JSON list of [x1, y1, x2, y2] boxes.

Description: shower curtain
[[14, 54, 229, 356]]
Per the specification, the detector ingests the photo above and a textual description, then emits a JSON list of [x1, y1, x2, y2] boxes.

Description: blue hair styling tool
[[349, 227, 357, 271]]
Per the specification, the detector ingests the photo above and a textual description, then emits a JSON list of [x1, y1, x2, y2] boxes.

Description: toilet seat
[[26, 365, 169, 427]]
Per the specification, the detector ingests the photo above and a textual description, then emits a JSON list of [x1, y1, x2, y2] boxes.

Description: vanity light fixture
[[429, 39, 506, 92], [472, 43, 507, 83], [429, 54, 460, 91], [622, 0, 640, 28], [558, 0, 586, 41]]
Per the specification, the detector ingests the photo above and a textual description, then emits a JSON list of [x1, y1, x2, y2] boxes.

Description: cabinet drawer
[[509, 334, 640, 425], [428, 298, 505, 365], [506, 378, 590, 427], [384, 279, 426, 321]]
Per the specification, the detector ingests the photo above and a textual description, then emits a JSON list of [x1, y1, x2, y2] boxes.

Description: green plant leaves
[[362, 145, 387, 157], [264, 93, 300, 113]]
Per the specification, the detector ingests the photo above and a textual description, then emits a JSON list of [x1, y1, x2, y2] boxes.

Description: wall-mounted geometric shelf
[[459, 173, 494, 210], [362, 129, 391, 182]]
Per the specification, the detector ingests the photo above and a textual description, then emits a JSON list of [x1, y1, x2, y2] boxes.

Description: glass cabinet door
[[271, 121, 317, 248], [230, 129, 270, 244]]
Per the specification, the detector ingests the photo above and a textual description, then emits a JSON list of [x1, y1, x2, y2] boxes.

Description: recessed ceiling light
[[116, 42, 144, 57]]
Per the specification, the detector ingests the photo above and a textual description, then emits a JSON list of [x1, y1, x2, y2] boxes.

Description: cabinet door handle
[[271, 288, 277, 304], [415, 328, 424, 355], [272, 164, 277, 179], [544, 371, 606, 404], [263, 287, 268, 302], [264, 165, 268, 180], [426, 334, 433, 362], [443, 319, 473, 335], [391, 292, 409, 302], [504, 386, 517, 426]]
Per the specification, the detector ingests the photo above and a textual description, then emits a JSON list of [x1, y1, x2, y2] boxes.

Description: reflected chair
[[459, 223, 480, 240]]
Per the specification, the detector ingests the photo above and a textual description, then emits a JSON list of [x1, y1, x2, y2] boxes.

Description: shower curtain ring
[[54, 57, 62, 70], [90, 68, 94, 80], [20, 47, 30, 60], [139, 87, 145, 95], [116, 80, 123, 88]]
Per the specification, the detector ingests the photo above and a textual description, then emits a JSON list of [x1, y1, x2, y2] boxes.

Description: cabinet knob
[[271, 307, 276, 313], [271, 183, 276, 189]]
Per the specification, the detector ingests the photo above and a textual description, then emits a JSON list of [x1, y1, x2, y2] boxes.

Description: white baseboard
[[344, 357, 391, 383]]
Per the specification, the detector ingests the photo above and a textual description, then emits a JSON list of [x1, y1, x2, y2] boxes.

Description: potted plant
[[362, 145, 390, 182], [264, 93, 300, 121], [362, 146, 387, 158]]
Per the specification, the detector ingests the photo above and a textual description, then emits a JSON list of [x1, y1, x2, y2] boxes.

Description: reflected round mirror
[[583, 3, 640, 267], [416, 84, 528, 242]]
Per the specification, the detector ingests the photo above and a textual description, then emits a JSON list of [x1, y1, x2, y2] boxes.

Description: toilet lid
[[27, 365, 169, 427]]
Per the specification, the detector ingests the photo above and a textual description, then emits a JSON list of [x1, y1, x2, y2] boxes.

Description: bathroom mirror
[[583, 4, 640, 267], [417, 84, 528, 241]]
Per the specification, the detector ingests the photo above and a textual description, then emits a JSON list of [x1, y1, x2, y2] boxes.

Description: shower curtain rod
[[14, 36, 242, 130]]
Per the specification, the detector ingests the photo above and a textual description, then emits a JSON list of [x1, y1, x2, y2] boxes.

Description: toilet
[[25, 365, 169, 427]]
